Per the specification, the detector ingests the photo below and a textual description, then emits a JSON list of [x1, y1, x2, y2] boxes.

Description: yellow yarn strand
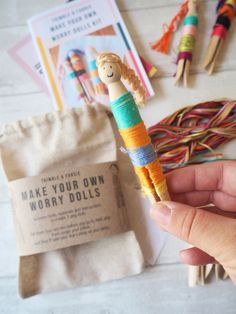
[[179, 34, 196, 53]]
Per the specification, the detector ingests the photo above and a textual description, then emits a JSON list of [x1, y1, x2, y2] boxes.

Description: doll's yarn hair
[[96, 52, 146, 105]]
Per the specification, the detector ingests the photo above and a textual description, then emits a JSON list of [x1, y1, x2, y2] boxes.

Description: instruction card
[[9, 161, 129, 256]]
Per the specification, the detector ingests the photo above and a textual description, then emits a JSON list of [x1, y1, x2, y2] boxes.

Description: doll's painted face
[[97, 61, 121, 85]]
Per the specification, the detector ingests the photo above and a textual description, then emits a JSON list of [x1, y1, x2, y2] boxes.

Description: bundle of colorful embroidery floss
[[150, 0, 189, 54], [175, 0, 198, 86], [203, 0, 236, 74], [148, 100, 236, 173], [96, 52, 170, 203]]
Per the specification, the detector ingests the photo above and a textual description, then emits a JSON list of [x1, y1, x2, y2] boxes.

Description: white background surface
[[0, 0, 236, 313]]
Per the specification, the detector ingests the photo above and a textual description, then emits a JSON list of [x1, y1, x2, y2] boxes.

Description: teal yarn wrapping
[[126, 143, 157, 167], [110, 92, 142, 129], [69, 69, 85, 78], [88, 59, 97, 71], [183, 15, 198, 26], [69, 71, 78, 79]]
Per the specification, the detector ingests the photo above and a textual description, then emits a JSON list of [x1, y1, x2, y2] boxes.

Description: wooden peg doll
[[96, 52, 170, 203], [203, 0, 236, 74], [68, 50, 95, 100], [175, 0, 198, 86], [63, 59, 90, 105]]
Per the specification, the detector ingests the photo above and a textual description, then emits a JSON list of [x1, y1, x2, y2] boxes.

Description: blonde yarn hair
[[96, 52, 146, 105]]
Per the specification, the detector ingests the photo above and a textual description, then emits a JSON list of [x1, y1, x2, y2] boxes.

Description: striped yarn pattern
[[111, 92, 168, 200], [177, 14, 198, 63], [88, 59, 107, 95], [212, 0, 236, 40], [68, 50, 94, 101], [63, 59, 88, 105]]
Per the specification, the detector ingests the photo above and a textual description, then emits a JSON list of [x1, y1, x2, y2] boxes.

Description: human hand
[[150, 161, 236, 284]]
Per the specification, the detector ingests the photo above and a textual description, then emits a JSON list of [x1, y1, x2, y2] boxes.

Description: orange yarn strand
[[135, 160, 169, 200], [218, 2, 236, 22], [134, 166, 156, 197], [151, 0, 189, 54], [146, 160, 168, 199]]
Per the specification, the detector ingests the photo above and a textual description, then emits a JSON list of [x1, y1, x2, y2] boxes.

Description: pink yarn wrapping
[[181, 24, 197, 36], [176, 51, 193, 62], [212, 24, 228, 39]]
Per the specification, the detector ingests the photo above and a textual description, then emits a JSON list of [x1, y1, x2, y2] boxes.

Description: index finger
[[166, 161, 236, 197]]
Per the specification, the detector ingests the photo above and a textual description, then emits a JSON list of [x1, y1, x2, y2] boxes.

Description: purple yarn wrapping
[[176, 51, 192, 63]]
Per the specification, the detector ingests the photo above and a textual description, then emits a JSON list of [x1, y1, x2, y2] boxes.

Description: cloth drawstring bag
[[0, 104, 144, 298]]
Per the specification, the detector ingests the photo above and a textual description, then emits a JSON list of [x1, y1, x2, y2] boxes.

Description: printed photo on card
[[28, 0, 154, 110]]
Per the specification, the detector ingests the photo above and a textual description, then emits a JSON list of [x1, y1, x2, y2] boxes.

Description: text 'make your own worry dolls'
[[97, 52, 170, 203]]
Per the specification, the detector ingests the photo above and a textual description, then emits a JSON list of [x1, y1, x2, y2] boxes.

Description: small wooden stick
[[188, 265, 200, 287], [175, 59, 186, 85], [203, 35, 223, 74]]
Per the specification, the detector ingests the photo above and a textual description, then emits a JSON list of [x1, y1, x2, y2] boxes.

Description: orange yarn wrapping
[[134, 166, 156, 196], [119, 122, 151, 147], [119, 121, 169, 200], [151, 0, 189, 54], [135, 160, 167, 200], [218, 2, 236, 22]]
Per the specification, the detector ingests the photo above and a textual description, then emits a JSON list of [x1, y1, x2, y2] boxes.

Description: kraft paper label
[[9, 162, 129, 256]]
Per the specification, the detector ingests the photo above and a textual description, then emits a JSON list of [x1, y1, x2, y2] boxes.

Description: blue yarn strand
[[127, 143, 157, 167], [89, 59, 97, 71]]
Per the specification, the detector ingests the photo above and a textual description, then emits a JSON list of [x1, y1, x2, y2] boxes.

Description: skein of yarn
[[148, 100, 236, 287], [148, 100, 236, 173]]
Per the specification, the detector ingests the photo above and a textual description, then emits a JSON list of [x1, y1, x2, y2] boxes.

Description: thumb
[[150, 201, 236, 264]]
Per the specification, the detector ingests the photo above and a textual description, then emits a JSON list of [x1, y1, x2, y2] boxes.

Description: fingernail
[[150, 202, 172, 226]]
